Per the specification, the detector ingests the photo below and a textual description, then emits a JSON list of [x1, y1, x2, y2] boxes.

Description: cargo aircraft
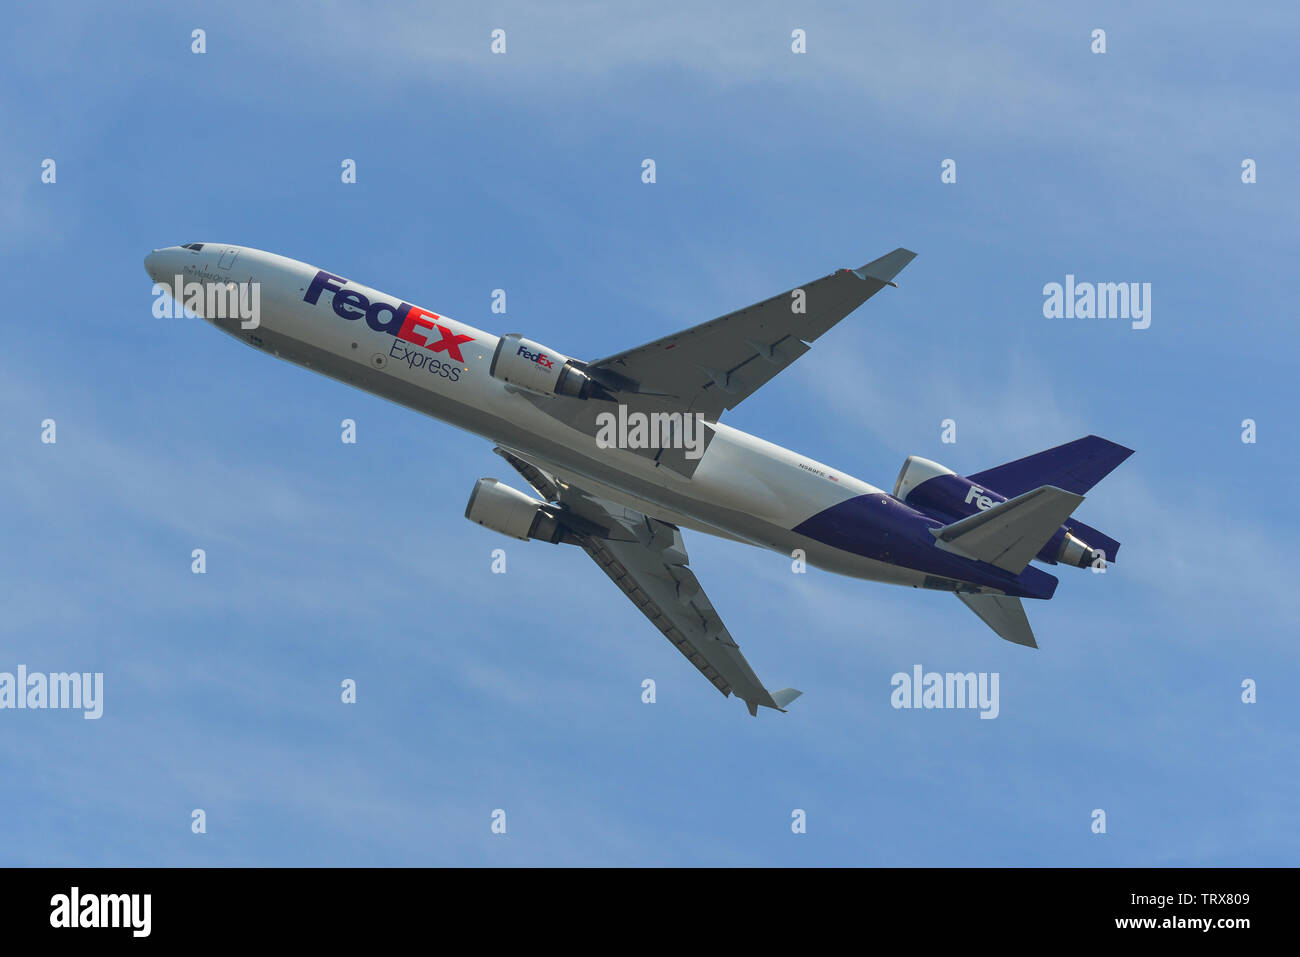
[[145, 244, 1131, 716]]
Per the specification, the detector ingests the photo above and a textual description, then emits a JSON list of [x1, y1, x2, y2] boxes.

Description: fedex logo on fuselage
[[304, 271, 473, 363], [516, 345, 554, 369], [965, 486, 996, 511]]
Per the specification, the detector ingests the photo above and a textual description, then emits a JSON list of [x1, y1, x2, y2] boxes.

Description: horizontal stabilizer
[[933, 485, 1085, 574], [957, 593, 1037, 648]]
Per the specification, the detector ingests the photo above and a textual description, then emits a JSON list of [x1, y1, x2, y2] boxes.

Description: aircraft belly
[[214, 302, 918, 580]]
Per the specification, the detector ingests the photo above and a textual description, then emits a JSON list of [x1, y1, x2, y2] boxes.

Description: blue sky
[[2, 1, 1297, 865]]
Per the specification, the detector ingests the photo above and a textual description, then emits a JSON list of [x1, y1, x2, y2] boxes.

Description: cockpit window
[[181, 243, 204, 251]]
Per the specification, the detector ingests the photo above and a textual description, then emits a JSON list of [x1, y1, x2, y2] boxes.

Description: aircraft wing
[[585, 248, 916, 419], [494, 448, 801, 716]]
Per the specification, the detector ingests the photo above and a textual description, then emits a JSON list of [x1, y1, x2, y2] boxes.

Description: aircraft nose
[[144, 248, 167, 282]]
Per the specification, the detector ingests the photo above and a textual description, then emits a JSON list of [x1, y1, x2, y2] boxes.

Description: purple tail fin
[[968, 435, 1132, 563], [967, 435, 1133, 498]]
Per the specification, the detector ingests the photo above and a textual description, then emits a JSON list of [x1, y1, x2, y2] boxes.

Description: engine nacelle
[[489, 333, 605, 399], [892, 455, 957, 503], [892, 455, 1099, 568], [464, 478, 568, 543], [892, 455, 989, 520]]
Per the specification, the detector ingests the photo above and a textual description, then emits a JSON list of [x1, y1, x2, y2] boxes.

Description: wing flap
[[581, 536, 733, 697]]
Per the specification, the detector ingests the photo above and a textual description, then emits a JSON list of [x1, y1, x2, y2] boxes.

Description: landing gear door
[[217, 246, 240, 270]]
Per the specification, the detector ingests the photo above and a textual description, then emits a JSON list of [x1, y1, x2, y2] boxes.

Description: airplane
[[144, 243, 1132, 717]]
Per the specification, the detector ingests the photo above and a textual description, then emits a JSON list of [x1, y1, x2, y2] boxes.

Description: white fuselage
[[144, 244, 933, 588]]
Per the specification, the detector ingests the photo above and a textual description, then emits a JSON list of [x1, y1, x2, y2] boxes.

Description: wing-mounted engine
[[464, 477, 576, 543], [464, 477, 607, 544], [892, 455, 1100, 568], [488, 333, 714, 479], [488, 333, 613, 400]]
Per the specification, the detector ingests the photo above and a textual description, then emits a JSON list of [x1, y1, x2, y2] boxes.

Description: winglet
[[771, 688, 803, 710], [853, 248, 917, 285], [746, 687, 803, 716]]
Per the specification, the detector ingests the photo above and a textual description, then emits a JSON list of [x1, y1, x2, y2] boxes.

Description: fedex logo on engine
[[516, 344, 554, 369], [304, 271, 473, 362]]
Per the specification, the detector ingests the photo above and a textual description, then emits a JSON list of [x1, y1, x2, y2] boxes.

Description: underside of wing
[[586, 248, 915, 419], [493, 447, 800, 716], [580, 529, 799, 715]]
